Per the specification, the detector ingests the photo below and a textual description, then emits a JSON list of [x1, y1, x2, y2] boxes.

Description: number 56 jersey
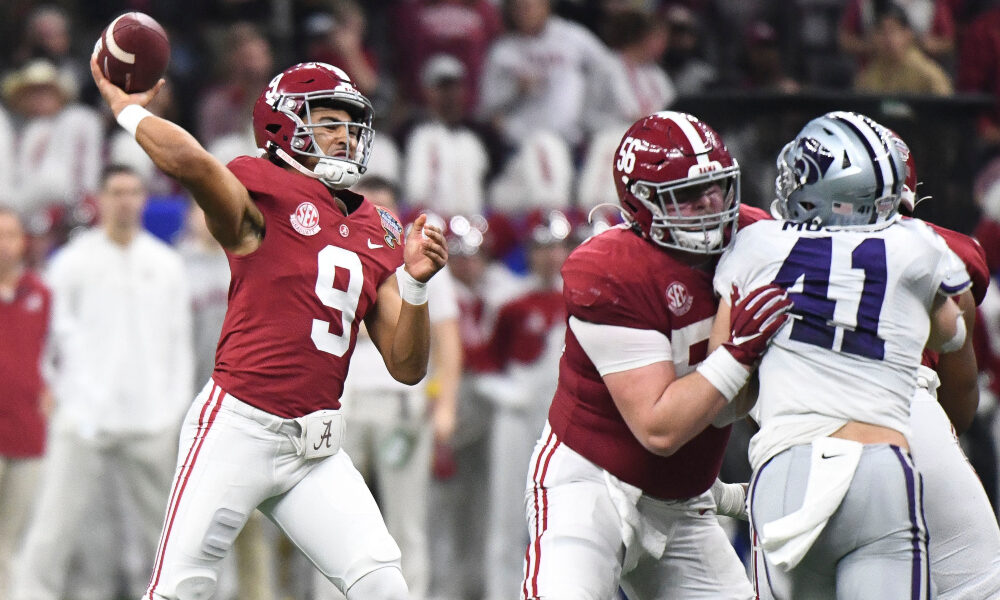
[[212, 157, 404, 419], [714, 217, 970, 469]]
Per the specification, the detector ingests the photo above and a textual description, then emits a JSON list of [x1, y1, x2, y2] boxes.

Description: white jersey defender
[[721, 110, 973, 599], [717, 217, 970, 470]]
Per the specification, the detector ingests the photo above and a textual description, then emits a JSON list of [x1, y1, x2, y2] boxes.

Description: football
[[94, 12, 170, 93]]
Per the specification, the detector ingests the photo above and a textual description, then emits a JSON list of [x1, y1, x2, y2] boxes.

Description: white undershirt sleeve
[[569, 316, 672, 376]]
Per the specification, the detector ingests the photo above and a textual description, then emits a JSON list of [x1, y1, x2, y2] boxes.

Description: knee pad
[[346, 566, 409, 600], [175, 573, 217, 600], [201, 508, 246, 559]]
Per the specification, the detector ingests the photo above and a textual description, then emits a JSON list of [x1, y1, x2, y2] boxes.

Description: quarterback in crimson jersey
[[92, 56, 447, 600], [521, 112, 792, 599]]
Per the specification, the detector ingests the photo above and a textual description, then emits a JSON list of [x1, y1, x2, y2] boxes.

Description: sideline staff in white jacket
[[13, 164, 193, 600]]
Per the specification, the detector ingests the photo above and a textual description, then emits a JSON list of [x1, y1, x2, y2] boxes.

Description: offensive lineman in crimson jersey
[[521, 111, 792, 599], [91, 56, 447, 600]]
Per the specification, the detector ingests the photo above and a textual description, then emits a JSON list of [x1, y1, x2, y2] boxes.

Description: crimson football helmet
[[883, 128, 919, 213], [252, 62, 374, 189], [612, 111, 740, 254]]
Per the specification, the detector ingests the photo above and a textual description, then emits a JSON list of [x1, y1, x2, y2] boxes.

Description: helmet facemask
[[268, 88, 375, 190], [630, 163, 740, 254]]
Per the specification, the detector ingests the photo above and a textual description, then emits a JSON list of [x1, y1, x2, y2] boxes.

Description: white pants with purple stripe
[[143, 380, 403, 600], [908, 367, 1000, 599], [749, 443, 931, 600], [521, 422, 754, 600]]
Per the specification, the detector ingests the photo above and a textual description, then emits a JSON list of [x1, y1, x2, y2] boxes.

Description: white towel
[[915, 364, 940, 392], [759, 437, 863, 570], [603, 472, 668, 574]]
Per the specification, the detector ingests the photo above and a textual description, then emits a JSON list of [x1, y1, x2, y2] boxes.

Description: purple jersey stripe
[[940, 279, 972, 295], [917, 464, 930, 597], [748, 455, 779, 596], [891, 445, 925, 600]]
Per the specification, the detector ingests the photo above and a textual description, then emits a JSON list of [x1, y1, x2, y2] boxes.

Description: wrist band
[[396, 265, 428, 306], [696, 347, 750, 402], [116, 104, 153, 137], [711, 478, 748, 520]]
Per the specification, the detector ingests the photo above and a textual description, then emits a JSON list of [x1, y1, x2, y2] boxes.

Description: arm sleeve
[[569, 316, 672, 376]]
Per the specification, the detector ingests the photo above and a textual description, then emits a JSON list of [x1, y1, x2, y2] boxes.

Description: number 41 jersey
[[212, 157, 404, 418], [715, 218, 970, 469]]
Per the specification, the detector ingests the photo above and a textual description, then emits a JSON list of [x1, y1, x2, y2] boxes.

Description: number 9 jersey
[[715, 217, 970, 470], [212, 156, 404, 418]]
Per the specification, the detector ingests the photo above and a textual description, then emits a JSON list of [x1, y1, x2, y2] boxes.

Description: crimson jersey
[[925, 222, 989, 306], [548, 226, 728, 500], [737, 203, 771, 229], [489, 289, 565, 367], [213, 157, 404, 418], [0, 272, 51, 457], [920, 222, 990, 368]]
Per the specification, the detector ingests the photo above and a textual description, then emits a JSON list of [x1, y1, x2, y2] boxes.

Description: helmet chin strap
[[271, 145, 360, 190]]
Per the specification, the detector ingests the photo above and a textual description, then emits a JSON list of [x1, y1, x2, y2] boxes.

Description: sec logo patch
[[666, 281, 693, 316], [291, 202, 321, 236]]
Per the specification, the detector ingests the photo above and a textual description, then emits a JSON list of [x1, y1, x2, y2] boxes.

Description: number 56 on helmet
[[612, 111, 741, 255]]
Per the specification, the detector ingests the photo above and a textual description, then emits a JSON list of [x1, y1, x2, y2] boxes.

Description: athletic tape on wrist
[[711, 479, 748, 520], [696, 347, 750, 402], [116, 104, 153, 137], [940, 311, 966, 353], [396, 265, 428, 306]]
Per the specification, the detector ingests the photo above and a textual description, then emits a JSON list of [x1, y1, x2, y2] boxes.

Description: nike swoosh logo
[[821, 453, 843, 459], [367, 239, 383, 249], [730, 332, 764, 346]]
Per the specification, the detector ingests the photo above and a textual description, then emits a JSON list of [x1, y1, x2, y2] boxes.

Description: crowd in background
[[1, 0, 1000, 599]]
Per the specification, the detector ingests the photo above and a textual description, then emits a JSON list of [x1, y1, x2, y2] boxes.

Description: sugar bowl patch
[[376, 206, 402, 249]]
